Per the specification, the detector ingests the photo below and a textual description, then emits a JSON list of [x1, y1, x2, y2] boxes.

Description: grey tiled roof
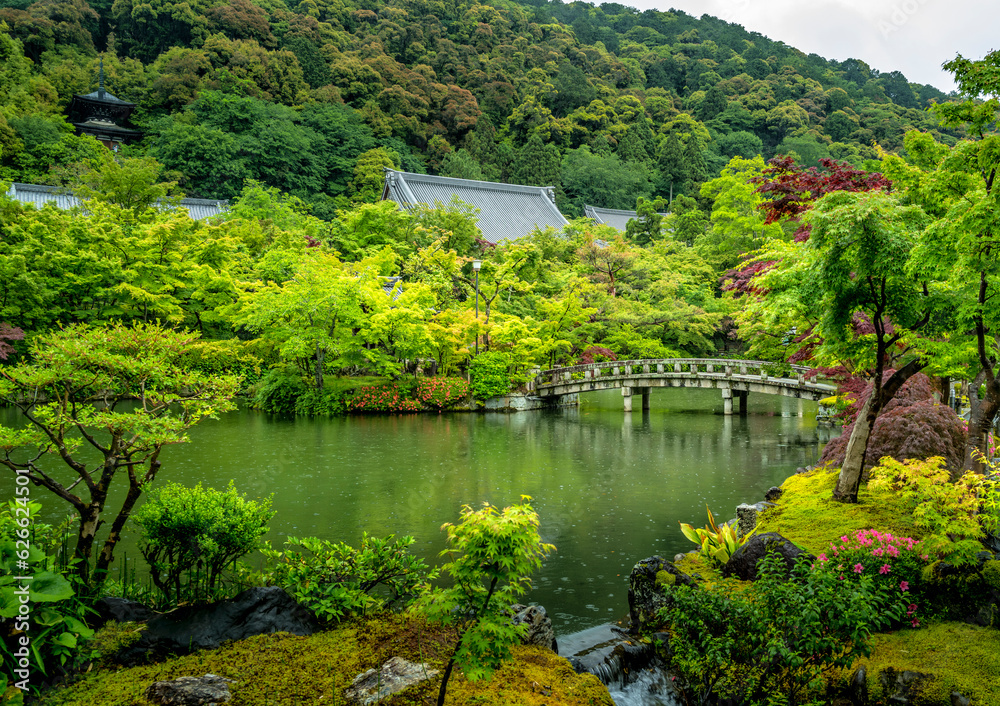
[[80, 89, 134, 105], [584, 205, 667, 232], [382, 170, 569, 244], [5, 183, 228, 221]]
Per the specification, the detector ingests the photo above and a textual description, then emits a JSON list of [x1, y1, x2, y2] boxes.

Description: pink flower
[[911, 618, 920, 628], [853, 563, 864, 573], [879, 564, 891, 574], [818, 553, 828, 562], [900, 581, 909, 592]]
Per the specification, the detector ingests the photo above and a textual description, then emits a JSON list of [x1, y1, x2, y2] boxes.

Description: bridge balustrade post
[[622, 386, 633, 413], [643, 364, 650, 374], [740, 364, 747, 375], [707, 363, 714, 374], [725, 365, 733, 377], [657, 363, 664, 373], [690, 363, 698, 376], [613, 366, 621, 376], [674, 362, 681, 373]]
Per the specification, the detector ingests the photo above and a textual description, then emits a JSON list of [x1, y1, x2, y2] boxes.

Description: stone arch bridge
[[529, 359, 837, 414]]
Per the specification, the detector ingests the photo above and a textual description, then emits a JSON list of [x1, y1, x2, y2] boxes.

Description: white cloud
[[623, 0, 998, 91]]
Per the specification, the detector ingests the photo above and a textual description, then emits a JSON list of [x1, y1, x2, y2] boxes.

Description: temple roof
[[78, 88, 135, 106], [584, 205, 668, 232], [5, 183, 228, 221], [381, 169, 569, 244]]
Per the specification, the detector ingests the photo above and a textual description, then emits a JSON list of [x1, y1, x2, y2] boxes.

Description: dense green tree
[[0, 322, 239, 585], [560, 146, 653, 216], [509, 133, 561, 187], [881, 50, 1000, 474]]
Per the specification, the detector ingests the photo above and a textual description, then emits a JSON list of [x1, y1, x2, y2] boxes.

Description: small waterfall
[[559, 623, 682, 706]]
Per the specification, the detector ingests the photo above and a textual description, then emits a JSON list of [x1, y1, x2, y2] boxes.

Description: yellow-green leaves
[[679, 505, 756, 566]]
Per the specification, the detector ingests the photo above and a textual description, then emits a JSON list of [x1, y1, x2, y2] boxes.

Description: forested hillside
[[0, 0, 959, 217]]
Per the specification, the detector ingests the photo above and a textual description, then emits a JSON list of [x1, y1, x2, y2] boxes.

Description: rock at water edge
[[510, 603, 557, 652]]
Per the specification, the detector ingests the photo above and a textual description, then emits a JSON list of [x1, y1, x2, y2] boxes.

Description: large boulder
[[91, 596, 155, 630], [627, 556, 695, 634], [145, 674, 232, 705], [120, 587, 319, 663], [722, 532, 813, 581], [510, 603, 557, 652], [343, 657, 439, 705]]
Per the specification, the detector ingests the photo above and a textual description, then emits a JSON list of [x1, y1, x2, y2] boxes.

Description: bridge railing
[[533, 358, 819, 389]]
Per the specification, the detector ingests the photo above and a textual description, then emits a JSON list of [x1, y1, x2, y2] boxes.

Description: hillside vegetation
[[0, 0, 957, 216]]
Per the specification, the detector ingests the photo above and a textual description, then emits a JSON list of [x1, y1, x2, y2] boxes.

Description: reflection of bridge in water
[[531, 359, 838, 415]]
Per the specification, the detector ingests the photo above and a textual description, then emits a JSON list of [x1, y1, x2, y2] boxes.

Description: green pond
[[7, 388, 837, 635]]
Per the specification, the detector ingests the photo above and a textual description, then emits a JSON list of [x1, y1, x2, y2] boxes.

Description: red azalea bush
[[820, 373, 967, 473], [414, 377, 470, 411], [346, 383, 423, 413]]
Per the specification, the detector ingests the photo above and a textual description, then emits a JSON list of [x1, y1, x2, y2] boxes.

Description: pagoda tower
[[66, 57, 142, 150]]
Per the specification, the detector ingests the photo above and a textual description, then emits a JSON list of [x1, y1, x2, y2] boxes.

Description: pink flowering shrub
[[414, 377, 470, 411], [346, 383, 423, 413], [815, 529, 931, 628]]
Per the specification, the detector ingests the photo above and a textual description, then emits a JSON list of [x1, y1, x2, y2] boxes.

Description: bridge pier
[[722, 388, 749, 416], [622, 386, 650, 412]]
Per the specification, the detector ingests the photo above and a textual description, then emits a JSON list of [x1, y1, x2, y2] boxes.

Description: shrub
[[267, 534, 437, 623], [820, 373, 967, 472], [294, 387, 347, 416], [415, 377, 470, 411], [867, 456, 988, 565], [0, 501, 94, 691], [815, 529, 931, 627], [132, 482, 274, 606], [414, 499, 555, 706], [251, 367, 307, 415], [659, 551, 909, 705], [679, 506, 756, 565], [346, 381, 422, 412], [181, 338, 264, 392], [469, 352, 511, 400]]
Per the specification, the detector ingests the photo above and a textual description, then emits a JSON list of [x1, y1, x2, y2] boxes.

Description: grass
[[35, 613, 613, 706]]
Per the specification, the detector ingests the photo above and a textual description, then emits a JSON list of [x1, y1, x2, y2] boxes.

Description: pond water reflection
[[7, 387, 837, 634]]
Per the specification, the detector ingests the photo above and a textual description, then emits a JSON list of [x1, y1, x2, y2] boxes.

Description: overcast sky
[[625, 0, 997, 92]]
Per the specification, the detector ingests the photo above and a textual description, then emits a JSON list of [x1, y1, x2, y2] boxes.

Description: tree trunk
[[833, 394, 875, 503], [95, 466, 151, 582], [74, 503, 103, 584], [313, 346, 325, 391], [963, 370, 1000, 476], [833, 359, 926, 503]]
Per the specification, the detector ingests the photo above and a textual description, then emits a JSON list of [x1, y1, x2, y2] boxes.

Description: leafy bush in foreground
[[415, 499, 554, 706], [132, 482, 274, 606], [0, 501, 94, 691], [267, 534, 437, 623], [659, 551, 909, 705]]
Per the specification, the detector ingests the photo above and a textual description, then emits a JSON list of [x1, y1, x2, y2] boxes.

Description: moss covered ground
[[841, 622, 1000, 705], [755, 465, 923, 555], [35, 613, 613, 706]]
